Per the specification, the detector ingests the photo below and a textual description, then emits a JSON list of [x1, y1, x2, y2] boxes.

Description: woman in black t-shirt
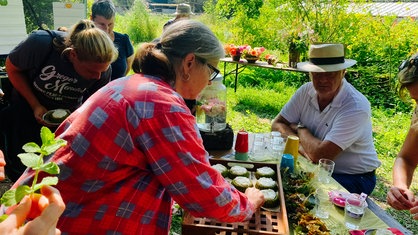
[[2, 19, 118, 181]]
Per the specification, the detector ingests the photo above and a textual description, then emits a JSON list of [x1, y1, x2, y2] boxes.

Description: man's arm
[[296, 127, 342, 163], [271, 114, 342, 163], [271, 114, 296, 137]]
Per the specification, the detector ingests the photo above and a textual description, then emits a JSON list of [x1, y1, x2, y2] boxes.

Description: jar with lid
[[196, 73, 227, 132]]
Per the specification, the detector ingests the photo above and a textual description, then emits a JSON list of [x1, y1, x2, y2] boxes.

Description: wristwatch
[[296, 123, 306, 133]]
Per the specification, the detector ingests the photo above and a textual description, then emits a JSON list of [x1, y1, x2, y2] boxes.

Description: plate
[[42, 109, 71, 126]]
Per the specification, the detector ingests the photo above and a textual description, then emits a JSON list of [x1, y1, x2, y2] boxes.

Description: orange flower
[[224, 44, 246, 57], [243, 46, 265, 58]]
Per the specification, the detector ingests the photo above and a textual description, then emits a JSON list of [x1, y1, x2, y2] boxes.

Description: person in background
[[11, 20, 265, 234], [0, 151, 65, 235], [387, 53, 418, 220], [163, 3, 193, 31], [91, 0, 134, 80], [271, 43, 381, 195], [1, 19, 118, 182]]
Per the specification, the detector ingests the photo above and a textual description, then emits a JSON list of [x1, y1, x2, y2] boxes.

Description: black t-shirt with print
[[8, 30, 111, 111]]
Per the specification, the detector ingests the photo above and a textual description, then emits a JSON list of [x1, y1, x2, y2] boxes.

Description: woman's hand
[[0, 185, 65, 235], [33, 105, 48, 124], [0, 150, 5, 181], [244, 187, 265, 210], [410, 200, 418, 220], [387, 186, 415, 210]]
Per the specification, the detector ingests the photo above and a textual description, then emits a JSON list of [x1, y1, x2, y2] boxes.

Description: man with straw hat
[[163, 3, 194, 30], [271, 43, 381, 195]]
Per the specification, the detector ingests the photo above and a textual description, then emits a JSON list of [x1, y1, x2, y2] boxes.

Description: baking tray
[[182, 158, 289, 235]]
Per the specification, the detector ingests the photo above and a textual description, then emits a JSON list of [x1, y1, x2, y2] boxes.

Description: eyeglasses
[[207, 63, 220, 81]]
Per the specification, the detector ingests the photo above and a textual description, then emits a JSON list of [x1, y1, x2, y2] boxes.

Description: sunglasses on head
[[399, 56, 418, 71]]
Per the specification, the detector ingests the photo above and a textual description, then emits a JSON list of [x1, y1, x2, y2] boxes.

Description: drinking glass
[[317, 158, 335, 184], [344, 194, 367, 230], [251, 133, 269, 161], [315, 188, 331, 219]]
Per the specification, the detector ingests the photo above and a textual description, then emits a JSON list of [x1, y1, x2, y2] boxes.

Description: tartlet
[[255, 166, 276, 179], [231, 176, 253, 193], [255, 177, 278, 190], [229, 165, 250, 179], [261, 189, 279, 208], [212, 164, 228, 178]]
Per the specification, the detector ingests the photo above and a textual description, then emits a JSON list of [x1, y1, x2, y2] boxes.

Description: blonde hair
[[62, 19, 118, 63]]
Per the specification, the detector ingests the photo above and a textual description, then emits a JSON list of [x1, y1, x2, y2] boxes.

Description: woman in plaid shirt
[[13, 20, 265, 234]]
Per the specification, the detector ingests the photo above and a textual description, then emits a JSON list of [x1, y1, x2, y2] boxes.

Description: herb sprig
[[0, 126, 66, 208]]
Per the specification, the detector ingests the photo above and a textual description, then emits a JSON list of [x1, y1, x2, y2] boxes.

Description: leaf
[[40, 126, 55, 146], [33, 176, 59, 192], [0, 185, 32, 206], [37, 162, 60, 175], [22, 142, 41, 153], [18, 153, 42, 168], [42, 140, 67, 156], [0, 214, 8, 223]]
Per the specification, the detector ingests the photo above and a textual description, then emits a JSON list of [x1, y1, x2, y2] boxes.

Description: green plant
[[0, 127, 66, 212], [286, 25, 313, 55], [116, 0, 159, 44]]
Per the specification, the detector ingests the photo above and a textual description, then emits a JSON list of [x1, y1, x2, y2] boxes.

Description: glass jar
[[196, 74, 227, 132]]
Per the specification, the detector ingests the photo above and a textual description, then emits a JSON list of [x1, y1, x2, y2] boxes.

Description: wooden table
[[206, 138, 413, 235], [220, 57, 308, 92]]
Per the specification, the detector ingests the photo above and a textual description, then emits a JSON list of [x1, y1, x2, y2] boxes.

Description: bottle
[[196, 73, 227, 132]]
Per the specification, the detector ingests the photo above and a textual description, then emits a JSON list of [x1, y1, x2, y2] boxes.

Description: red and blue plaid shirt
[[15, 74, 254, 234]]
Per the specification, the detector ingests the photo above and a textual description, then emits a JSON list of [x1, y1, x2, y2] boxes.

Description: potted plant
[[242, 46, 265, 63], [264, 54, 278, 65], [287, 27, 314, 68], [224, 44, 245, 61]]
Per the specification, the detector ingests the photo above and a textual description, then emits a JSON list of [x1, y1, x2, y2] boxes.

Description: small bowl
[[42, 109, 71, 126]]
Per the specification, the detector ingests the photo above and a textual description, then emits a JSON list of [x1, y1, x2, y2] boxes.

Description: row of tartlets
[[212, 164, 279, 209]]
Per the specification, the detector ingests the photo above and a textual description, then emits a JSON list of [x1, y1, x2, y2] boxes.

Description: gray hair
[[132, 20, 224, 84], [161, 20, 224, 67]]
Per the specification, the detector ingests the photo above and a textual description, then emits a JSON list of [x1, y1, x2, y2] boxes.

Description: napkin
[[349, 228, 404, 235]]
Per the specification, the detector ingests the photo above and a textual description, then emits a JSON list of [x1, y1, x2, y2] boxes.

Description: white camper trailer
[[0, 0, 27, 56], [0, 0, 86, 56]]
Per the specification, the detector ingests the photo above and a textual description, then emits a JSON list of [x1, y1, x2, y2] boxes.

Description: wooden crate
[[182, 158, 289, 235]]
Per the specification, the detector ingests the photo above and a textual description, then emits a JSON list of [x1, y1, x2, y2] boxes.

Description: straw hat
[[174, 3, 193, 15], [297, 43, 356, 72]]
